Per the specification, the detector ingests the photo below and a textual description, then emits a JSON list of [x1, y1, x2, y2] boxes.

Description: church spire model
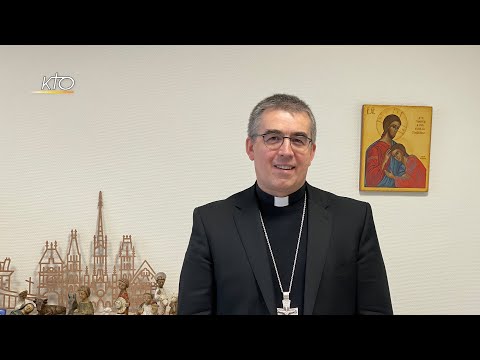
[[91, 191, 110, 310], [65, 229, 82, 293]]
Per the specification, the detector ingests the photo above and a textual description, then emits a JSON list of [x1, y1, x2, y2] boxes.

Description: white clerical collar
[[255, 182, 307, 208], [274, 196, 289, 207]]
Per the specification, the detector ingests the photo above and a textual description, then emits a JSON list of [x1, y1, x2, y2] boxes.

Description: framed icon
[[359, 105, 432, 192]]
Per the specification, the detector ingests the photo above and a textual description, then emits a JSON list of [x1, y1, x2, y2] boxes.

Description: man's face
[[246, 109, 316, 197], [388, 121, 401, 139]]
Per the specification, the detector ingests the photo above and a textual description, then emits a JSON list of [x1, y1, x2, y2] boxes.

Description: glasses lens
[[263, 134, 283, 148], [262, 134, 310, 150], [290, 135, 308, 147]]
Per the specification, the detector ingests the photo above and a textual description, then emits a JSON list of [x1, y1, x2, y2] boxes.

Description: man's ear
[[309, 143, 316, 163], [246, 137, 255, 161]]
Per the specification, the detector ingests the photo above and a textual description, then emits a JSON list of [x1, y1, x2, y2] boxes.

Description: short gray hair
[[248, 94, 317, 143]]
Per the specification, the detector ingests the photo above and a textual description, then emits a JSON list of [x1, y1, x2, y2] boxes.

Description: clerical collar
[[255, 183, 307, 207]]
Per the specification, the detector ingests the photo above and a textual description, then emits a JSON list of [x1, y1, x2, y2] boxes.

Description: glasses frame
[[255, 132, 313, 151]]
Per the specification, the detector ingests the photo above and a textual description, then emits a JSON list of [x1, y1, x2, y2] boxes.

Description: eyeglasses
[[255, 132, 313, 151]]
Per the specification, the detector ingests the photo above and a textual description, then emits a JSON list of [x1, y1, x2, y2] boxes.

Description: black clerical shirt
[[255, 183, 308, 315]]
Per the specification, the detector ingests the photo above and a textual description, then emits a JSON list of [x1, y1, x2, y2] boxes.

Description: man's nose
[[278, 137, 294, 155]]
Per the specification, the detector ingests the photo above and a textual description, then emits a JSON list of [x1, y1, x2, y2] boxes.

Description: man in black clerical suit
[[178, 94, 393, 315]]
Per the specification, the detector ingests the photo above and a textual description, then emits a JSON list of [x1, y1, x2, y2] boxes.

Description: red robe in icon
[[394, 156, 426, 188]]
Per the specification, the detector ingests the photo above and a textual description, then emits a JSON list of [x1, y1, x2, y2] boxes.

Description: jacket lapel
[[233, 185, 276, 315], [303, 184, 333, 315]]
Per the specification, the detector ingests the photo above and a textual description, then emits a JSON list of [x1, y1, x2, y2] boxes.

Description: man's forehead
[[261, 110, 310, 128]]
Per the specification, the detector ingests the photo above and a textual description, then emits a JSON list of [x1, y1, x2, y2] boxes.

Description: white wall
[[1, 45, 479, 314]]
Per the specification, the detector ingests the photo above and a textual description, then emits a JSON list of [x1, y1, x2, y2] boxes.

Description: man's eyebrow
[[291, 131, 309, 137], [263, 129, 283, 134], [262, 130, 309, 137]]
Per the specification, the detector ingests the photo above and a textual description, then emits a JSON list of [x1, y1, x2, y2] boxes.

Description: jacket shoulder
[[194, 187, 251, 213], [308, 184, 370, 211]]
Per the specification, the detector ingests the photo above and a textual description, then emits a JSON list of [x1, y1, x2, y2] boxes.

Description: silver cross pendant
[[277, 292, 298, 315]]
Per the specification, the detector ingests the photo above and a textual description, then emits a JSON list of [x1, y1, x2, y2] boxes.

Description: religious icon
[[359, 105, 432, 192]]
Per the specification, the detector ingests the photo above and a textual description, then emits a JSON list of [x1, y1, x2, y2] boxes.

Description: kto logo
[[33, 73, 75, 94]]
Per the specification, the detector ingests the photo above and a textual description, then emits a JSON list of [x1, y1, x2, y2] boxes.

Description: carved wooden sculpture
[[34, 298, 66, 315]]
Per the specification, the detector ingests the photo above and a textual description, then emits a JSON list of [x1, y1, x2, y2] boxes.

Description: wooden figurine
[[14, 290, 30, 310], [154, 272, 169, 315], [115, 278, 130, 315], [168, 293, 178, 315], [67, 292, 78, 315], [136, 292, 158, 315], [33, 298, 67, 315], [74, 286, 95, 315], [10, 302, 35, 315]]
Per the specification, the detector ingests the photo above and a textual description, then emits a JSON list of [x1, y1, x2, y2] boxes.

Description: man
[[365, 114, 405, 187], [178, 94, 393, 315]]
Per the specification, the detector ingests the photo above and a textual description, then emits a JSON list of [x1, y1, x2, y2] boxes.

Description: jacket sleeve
[[357, 202, 394, 314], [178, 207, 216, 315]]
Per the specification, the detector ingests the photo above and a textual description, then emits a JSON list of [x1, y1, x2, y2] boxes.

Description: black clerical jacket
[[178, 183, 393, 315]]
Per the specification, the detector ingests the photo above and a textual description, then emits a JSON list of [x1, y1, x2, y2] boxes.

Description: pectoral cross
[[277, 292, 298, 315]]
